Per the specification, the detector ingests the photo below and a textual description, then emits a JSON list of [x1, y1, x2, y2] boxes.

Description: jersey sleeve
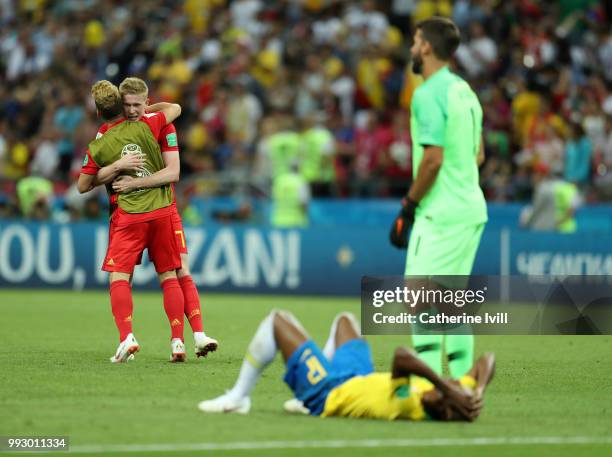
[[159, 123, 179, 153], [412, 88, 446, 148], [80, 149, 100, 175], [96, 123, 108, 139], [141, 112, 167, 142]]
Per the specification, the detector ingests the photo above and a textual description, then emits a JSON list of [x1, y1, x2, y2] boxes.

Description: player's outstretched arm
[[392, 347, 481, 421], [112, 152, 179, 194], [146, 102, 181, 125]]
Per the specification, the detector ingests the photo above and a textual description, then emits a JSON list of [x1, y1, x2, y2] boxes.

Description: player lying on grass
[[91, 77, 218, 362], [198, 310, 495, 421]]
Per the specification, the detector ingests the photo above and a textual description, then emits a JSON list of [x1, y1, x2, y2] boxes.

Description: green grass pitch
[[1, 289, 611, 457]]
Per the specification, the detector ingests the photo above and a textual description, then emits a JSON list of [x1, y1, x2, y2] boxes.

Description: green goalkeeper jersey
[[88, 117, 173, 214], [410, 66, 487, 225]]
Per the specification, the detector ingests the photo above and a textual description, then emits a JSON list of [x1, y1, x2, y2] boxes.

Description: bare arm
[[407, 146, 443, 202], [392, 347, 480, 421], [146, 102, 182, 125], [470, 353, 496, 399], [96, 154, 146, 186], [112, 151, 180, 193], [477, 135, 485, 166], [77, 173, 96, 194]]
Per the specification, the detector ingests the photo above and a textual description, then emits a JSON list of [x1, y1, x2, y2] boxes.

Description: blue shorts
[[283, 339, 374, 416]]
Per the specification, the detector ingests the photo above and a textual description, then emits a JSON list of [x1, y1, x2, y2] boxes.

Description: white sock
[[322, 312, 360, 360], [228, 311, 278, 399]]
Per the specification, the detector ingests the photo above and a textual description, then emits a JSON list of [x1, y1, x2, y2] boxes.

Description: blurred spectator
[[226, 75, 262, 147], [456, 21, 498, 79], [148, 52, 194, 102], [299, 113, 336, 197], [351, 111, 391, 196], [54, 88, 84, 179], [259, 113, 301, 183], [344, 0, 389, 46], [564, 122, 593, 185], [378, 109, 411, 197], [522, 95, 567, 150], [581, 98, 606, 146], [531, 124, 565, 176], [271, 160, 310, 228], [482, 86, 512, 159], [594, 115, 612, 199], [2, 0, 612, 212], [0, 118, 7, 175], [520, 163, 580, 233], [16, 175, 53, 220]]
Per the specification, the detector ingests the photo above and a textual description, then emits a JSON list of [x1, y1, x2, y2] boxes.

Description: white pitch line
[[66, 436, 612, 454]]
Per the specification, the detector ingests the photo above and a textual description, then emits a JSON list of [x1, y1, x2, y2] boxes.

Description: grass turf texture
[[0, 289, 611, 457]]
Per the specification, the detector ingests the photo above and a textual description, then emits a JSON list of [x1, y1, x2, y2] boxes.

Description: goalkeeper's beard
[[412, 54, 423, 74]]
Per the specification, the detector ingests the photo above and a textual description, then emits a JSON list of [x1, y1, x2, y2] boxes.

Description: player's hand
[[112, 176, 138, 193], [117, 153, 145, 172], [442, 382, 482, 422], [389, 197, 417, 249]]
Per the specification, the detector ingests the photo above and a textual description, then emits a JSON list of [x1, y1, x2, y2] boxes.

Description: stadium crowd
[[1, 0, 612, 220]]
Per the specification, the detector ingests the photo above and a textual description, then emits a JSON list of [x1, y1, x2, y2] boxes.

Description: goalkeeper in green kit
[[390, 17, 487, 378]]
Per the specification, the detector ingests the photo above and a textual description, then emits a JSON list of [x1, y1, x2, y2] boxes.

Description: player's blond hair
[[119, 77, 149, 98], [91, 80, 123, 120]]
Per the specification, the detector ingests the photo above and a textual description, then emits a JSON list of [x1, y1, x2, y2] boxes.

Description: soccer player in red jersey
[[93, 77, 218, 361], [78, 80, 187, 363]]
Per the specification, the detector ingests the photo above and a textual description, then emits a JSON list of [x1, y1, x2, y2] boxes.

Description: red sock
[[109, 280, 133, 342], [179, 275, 204, 333], [162, 278, 184, 341]]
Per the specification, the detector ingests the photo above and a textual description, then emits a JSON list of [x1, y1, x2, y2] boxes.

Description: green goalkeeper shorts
[[404, 217, 485, 276]]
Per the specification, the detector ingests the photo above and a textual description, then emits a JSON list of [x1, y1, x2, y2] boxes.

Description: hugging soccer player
[[78, 81, 192, 363], [94, 77, 218, 362]]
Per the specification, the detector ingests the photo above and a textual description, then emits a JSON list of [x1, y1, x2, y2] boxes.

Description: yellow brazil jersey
[[321, 373, 476, 421]]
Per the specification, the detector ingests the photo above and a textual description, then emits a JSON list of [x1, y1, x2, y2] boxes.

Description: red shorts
[[148, 206, 188, 265], [108, 219, 143, 266], [103, 215, 181, 274], [171, 206, 188, 255]]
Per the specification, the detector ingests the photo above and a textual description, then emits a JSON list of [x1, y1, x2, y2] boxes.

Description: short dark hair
[[416, 16, 461, 61]]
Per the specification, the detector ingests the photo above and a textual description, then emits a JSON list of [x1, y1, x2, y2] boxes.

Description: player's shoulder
[[139, 111, 167, 129], [160, 122, 176, 134], [139, 112, 164, 125], [412, 81, 445, 111], [96, 123, 109, 138]]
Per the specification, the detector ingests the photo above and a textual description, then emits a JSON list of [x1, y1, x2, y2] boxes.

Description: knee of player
[[336, 312, 359, 330], [272, 309, 293, 323], [177, 266, 190, 278], [178, 255, 190, 276], [158, 270, 177, 284], [273, 310, 305, 331], [269, 309, 287, 331]]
